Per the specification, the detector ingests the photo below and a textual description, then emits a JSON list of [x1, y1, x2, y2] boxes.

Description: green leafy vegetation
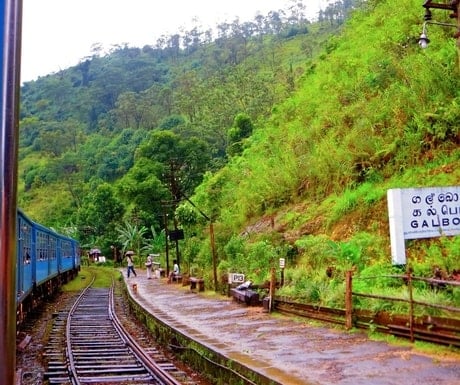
[[18, 0, 460, 316], [62, 266, 116, 290]]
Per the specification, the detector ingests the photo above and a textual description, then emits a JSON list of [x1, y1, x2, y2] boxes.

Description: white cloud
[[21, 0, 328, 82]]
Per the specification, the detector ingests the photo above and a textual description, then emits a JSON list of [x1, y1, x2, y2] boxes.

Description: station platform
[[122, 271, 460, 385]]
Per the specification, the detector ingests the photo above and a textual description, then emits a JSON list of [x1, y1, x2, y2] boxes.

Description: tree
[[116, 157, 169, 228], [141, 225, 166, 255], [116, 221, 148, 264], [32, 119, 84, 157], [53, 151, 85, 208], [172, 69, 203, 123], [136, 131, 212, 198], [114, 91, 158, 129], [227, 113, 255, 157], [76, 182, 124, 246]]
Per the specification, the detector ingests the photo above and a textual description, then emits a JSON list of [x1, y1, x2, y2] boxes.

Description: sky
[[21, 0, 330, 82]]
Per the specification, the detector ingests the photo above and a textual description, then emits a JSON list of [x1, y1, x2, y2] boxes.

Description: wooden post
[[269, 267, 276, 313], [345, 270, 353, 330], [407, 269, 414, 343]]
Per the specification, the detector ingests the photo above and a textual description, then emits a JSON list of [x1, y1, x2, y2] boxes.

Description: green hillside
[[18, 0, 459, 312], [184, 0, 460, 306]]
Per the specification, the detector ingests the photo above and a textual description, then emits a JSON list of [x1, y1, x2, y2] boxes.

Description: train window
[[37, 231, 48, 260], [49, 236, 57, 260], [62, 240, 72, 258], [19, 221, 32, 264]]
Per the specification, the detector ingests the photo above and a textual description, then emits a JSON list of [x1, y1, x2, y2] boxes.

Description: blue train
[[16, 209, 81, 324]]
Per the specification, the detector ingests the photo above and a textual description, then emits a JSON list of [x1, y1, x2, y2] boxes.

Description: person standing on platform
[[126, 254, 137, 278], [145, 254, 153, 279]]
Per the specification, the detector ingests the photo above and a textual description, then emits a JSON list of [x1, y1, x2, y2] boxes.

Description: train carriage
[[16, 209, 80, 322], [34, 223, 59, 286], [60, 237, 80, 273]]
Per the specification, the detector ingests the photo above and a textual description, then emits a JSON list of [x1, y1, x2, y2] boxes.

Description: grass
[[368, 331, 460, 360], [62, 266, 117, 291]]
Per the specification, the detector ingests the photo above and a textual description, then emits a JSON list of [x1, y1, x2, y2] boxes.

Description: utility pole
[[161, 159, 183, 275], [163, 158, 218, 291], [181, 195, 218, 292], [162, 207, 170, 276], [168, 160, 181, 267]]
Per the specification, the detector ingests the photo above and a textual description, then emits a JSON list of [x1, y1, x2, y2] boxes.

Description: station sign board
[[228, 273, 245, 284], [168, 229, 184, 241], [387, 186, 460, 265]]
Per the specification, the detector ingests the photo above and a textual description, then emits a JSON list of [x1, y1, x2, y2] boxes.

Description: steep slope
[[188, 0, 460, 289]]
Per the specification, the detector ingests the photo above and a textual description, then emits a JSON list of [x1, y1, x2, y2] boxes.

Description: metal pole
[[173, 214, 180, 267], [210, 221, 217, 291], [0, 0, 22, 383], [163, 208, 169, 276]]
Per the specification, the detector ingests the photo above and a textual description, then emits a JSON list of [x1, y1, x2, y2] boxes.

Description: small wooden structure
[[189, 277, 205, 292]]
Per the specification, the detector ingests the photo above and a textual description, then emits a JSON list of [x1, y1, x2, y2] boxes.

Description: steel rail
[[66, 275, 96, 385], [62, 277, 185, 384], [108, 283, 183, 385], [67, 284, 154, 383]]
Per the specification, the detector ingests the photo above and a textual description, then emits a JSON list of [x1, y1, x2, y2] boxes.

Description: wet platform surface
[[123, 271, 460, 385]]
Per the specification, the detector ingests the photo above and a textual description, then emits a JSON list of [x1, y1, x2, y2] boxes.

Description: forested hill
[[19, 0, 460, 291], [18, 0, 350, 230]]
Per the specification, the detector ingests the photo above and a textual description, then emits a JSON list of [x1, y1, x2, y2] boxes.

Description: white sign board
[[279, 258, 285, 269], [387, 186, 460, 265], [228, 273, 245, 284]]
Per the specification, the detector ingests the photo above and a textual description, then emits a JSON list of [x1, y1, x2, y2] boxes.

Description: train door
[[17, 215, 32, 298], [35, 230, 49, 283]]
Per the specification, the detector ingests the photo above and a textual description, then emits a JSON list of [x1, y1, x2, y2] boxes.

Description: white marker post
[[279, 258, 285, 287]]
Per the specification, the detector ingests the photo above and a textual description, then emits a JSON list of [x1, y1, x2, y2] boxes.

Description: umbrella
[[90, 248, 101, 255], [125, 250, 135, 255]]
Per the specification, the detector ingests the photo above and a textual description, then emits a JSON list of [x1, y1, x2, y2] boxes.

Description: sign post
[[228, 273, 245, 284], [279, 258, 285, 287]]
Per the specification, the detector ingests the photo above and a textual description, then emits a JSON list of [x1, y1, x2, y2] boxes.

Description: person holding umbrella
[[125, 251, 137, 278]]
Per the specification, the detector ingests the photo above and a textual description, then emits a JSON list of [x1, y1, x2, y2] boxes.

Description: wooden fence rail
[[345, 271, 460, 342]]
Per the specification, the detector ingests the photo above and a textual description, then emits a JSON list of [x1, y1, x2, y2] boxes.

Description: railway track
[[44, 281, 197, 385]]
